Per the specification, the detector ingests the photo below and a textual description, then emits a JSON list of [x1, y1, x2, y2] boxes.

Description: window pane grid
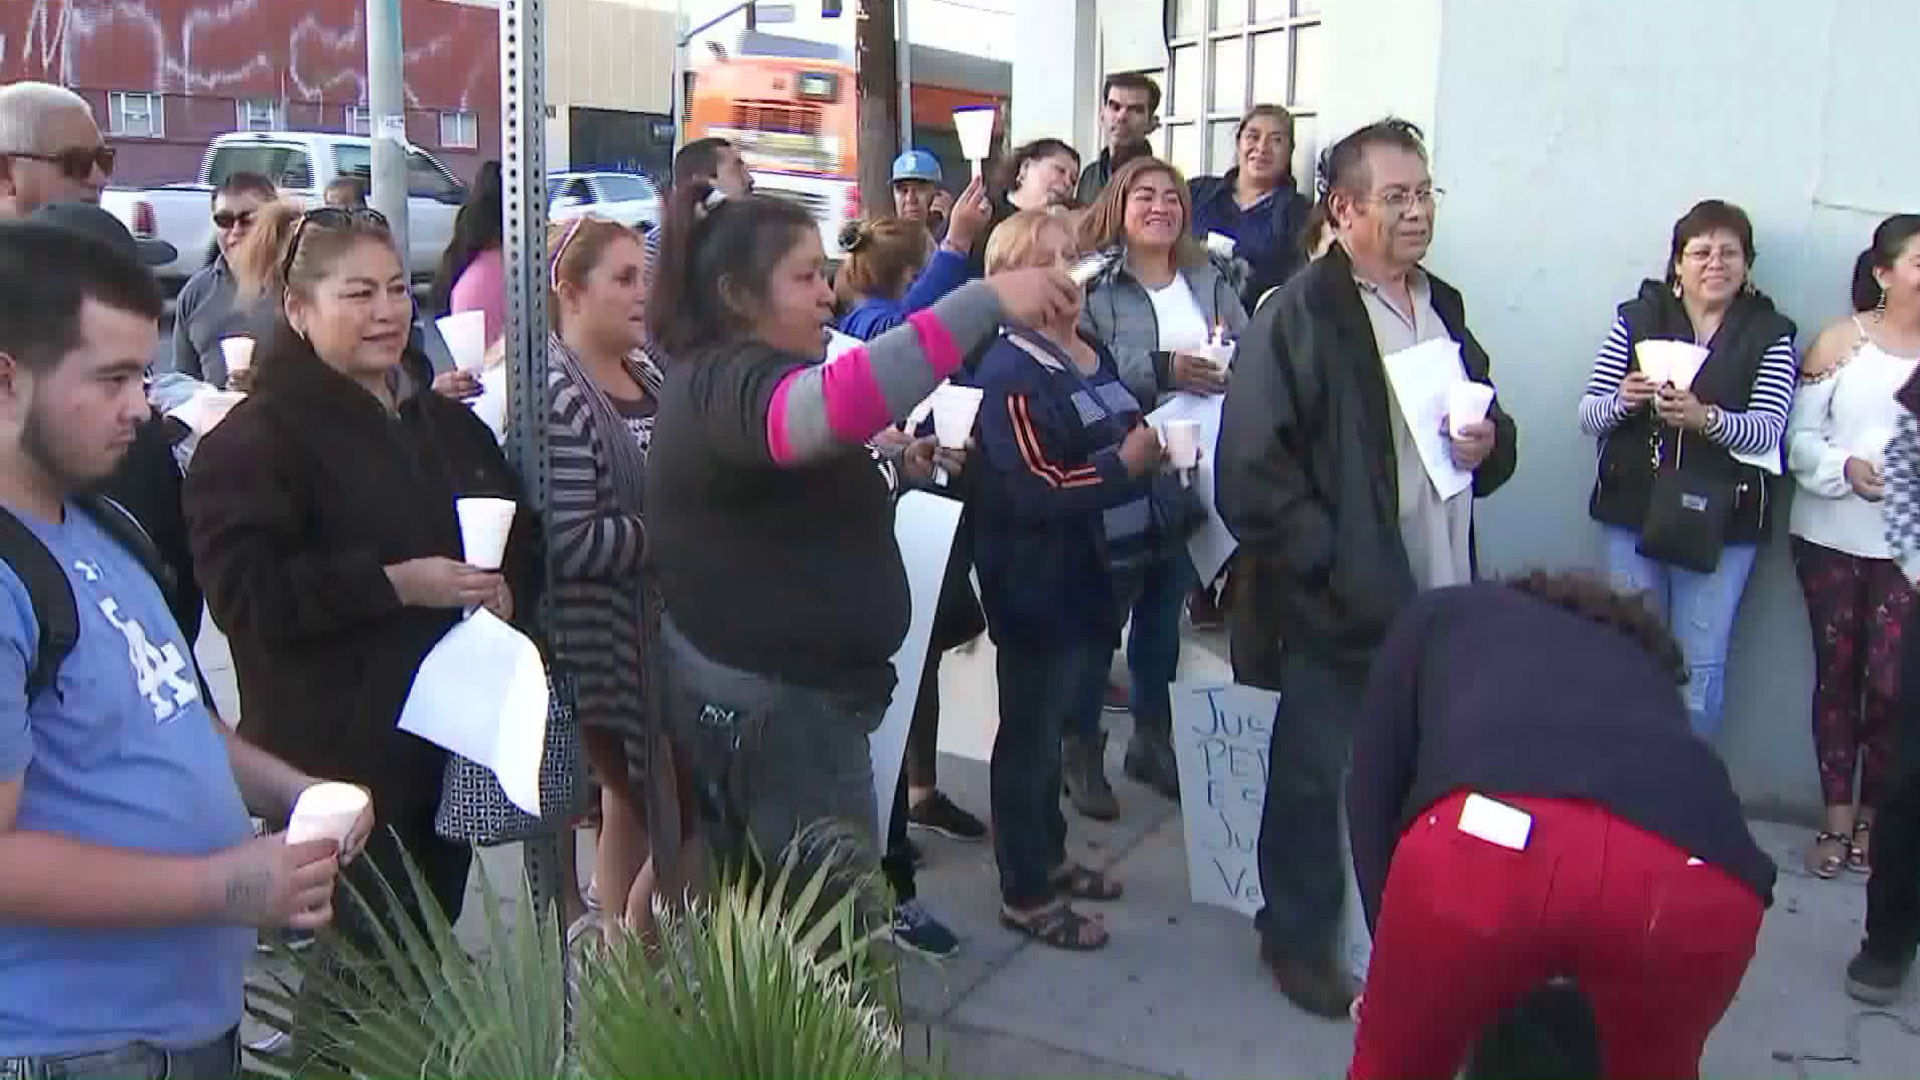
[[1161, 0, 1320, 176]]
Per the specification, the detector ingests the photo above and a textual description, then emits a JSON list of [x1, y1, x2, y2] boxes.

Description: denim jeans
[[992, 638, 1104, 908], [1, 1029, 239, 1079], [1063, 637, 1112, 739], [1127, 552, 1198, 727], [1250, 648, 1369, 962], [1600, 526, 1759, 739]]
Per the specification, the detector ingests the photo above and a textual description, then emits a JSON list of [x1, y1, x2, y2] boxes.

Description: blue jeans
[[1127, 552, 1198, 727], [992, 637, 1106, 907], [1064, 636, 1111, 739], [1600, 526, 1759, 739]]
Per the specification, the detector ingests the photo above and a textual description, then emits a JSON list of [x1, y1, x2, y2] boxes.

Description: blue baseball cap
[[891, 150, 943, 185]]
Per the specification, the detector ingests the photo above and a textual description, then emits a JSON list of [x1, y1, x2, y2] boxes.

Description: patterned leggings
[[1792, 538, 1912, 808]]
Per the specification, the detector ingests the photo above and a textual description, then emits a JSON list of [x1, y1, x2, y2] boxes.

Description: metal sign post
[[497, 0, 565, 923]]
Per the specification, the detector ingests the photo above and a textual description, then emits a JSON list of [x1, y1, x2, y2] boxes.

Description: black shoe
[[1103, 681, 1131, 713], [1259, 936, 1356, 1020], [908, 791, 988, 842], [1846, 947, 1912, 1005], [1123, 730, 1180, 801]]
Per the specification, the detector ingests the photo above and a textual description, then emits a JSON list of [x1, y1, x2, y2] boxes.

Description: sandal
[[1808, 831, 1851, 879], [1000, 901, 1109, 951], [1850, 820, 1872, 874], [1051, 861, 1123, 901]]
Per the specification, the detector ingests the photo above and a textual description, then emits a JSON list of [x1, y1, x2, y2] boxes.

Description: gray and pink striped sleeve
[[765, 281, 1004, 467]]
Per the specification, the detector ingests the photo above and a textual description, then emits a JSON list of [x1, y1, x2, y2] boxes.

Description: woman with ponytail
[[644, 177, 1078, 888], [184, 205, 540, 977], [1786, 214, 1920, 879]]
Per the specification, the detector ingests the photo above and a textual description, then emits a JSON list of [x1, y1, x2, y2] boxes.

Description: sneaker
[[253, 929, 315, 955], [907, 791, 987, 842], [1845, 947, 1912, 1005], [245, 1029, 293, 1056], [1103, 681, 1131, 713], [890, 899, 960, 959]]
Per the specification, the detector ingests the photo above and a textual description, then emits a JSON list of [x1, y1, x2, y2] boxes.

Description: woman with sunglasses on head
[[541, 215, 699, 945], [183, 205, 539, 971], [645, 181, 1079, 888]]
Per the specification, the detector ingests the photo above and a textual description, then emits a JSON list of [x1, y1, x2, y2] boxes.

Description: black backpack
[[0, 494, 179, 701]]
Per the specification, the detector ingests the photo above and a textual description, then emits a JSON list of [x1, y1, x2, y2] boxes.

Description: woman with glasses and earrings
[[183, 204, 540, 996], [1578, 199, 1798, 741], [1073, 155, 1249, 810], [1786, 215, 1920, 879]]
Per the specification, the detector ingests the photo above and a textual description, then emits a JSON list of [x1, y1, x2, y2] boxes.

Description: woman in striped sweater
[[542, 216, 688, 941], [1577, 199, 1798, 739]]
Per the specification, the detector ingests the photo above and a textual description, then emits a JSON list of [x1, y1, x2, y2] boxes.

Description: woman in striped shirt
[[542, 215, 685, 942], [1577, 199, 1798, 739]]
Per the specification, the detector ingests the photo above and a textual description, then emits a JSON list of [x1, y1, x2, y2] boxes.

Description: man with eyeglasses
[[1216, 118, 1518, 1019], [0, 83, 113, 217], [164, 172, 278, 390]]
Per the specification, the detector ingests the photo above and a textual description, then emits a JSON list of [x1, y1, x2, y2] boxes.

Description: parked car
[[547, 171, 661, 234], [103, 131, 467, 291]]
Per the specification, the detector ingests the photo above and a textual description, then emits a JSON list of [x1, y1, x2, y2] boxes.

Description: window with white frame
[[1159, 0, 1322, 183], [107, 92, 163, 139], [345, 105, 372, 136], [237, 98, 283, 132], [438, 110, 478, 150]]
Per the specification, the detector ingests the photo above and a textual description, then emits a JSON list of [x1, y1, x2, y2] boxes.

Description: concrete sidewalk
[[207, 624, 1920, 1077]]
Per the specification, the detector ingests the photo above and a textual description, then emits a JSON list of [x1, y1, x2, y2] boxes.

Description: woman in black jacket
[[184, 206, 539, 950], [1576, 199, 1797, 739]]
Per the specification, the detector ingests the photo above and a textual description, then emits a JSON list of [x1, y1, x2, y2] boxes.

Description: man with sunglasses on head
[[164, 172, 278, 390], [0, 83, 114, 216]]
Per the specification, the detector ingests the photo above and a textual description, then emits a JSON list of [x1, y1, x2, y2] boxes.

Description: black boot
[[1123, 712, 1180, 801], [1063, 732, 1120, 820]]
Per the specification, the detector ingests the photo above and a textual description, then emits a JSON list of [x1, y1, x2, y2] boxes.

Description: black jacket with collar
[[184, 338, 540, 825], [1216, 243, 1519, 667]]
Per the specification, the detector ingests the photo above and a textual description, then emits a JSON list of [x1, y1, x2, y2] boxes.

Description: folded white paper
[[469, 366, 508, 443], [870, 491, 965, 843], [397, 608, 549, 816], [166, 388, 247, 436], [1378, 338, 1473, 501], [1147, 392, 1239, 585]]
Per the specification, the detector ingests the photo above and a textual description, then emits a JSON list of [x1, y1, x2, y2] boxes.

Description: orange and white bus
[[687, 43, 1009, 257]]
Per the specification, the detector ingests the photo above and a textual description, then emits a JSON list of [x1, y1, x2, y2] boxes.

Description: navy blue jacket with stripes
[[971, 326, 1155, 650]]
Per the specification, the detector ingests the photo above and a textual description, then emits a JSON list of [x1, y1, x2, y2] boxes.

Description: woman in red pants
[[1345, 571, 1776, 1080]]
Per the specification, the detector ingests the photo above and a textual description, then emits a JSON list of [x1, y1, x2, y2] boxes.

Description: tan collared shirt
[[1354, 269, 1475, 591]]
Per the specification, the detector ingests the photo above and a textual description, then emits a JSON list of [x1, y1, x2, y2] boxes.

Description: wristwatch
[[1702, 404, 1724, 434]]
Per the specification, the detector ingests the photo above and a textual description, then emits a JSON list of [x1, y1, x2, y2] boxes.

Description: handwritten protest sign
[[1172, 680, 1373, 983]]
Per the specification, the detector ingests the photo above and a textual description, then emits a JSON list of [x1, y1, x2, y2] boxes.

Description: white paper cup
[[953, 105, 997, 164], [1191, 340, 1237, 369], [437, 311, 489, 374], [1857, 426, 1894, 468], [931, 391, 980, 450], [1447, 381, 1495, 437], [1163, 419, 1202, 470], [1668, 346, 1708, 392], [1205, 231, 1238, 259], [219, 336, 254, 376], [456, 496, 517, 570], [1632, 340, 1671, 385], [286, 782, 368, 847]]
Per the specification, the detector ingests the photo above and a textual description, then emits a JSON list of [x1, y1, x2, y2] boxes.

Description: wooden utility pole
[[854, 0, 900, 218]]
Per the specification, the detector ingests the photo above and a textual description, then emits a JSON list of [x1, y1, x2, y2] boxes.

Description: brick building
[[1, 0, 501, 185]]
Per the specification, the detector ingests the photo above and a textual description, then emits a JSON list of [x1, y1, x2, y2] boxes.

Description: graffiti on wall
[[1, 0, 499, 110]]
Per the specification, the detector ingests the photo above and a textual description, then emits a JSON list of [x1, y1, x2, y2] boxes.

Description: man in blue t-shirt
[[0, 222, 374, 1075]]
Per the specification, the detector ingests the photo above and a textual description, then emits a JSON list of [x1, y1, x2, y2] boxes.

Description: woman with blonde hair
[[1074, 156, 1248, 805], [540, 214, 697, 942], [970, 208, 1166, 949]]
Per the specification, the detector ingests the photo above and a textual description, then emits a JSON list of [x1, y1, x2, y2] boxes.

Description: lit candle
[[1210, 322, 1223, 348]]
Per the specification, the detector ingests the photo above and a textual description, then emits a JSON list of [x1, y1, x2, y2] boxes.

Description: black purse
[[1636, 429, 1733, 574]]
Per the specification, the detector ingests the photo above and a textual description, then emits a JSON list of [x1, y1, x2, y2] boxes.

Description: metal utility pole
[[896, 0, 912, 150], [366, 0, 410, 255], [854, 0, 900, 215]]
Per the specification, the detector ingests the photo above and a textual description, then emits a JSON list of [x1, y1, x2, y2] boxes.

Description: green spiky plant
[[244, 824, 909, 1080]]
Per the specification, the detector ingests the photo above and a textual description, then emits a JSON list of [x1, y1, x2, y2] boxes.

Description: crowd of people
[[2, 66, 1919, 1080]]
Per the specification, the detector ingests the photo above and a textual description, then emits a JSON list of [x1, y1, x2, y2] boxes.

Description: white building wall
[[1011, 0, 1101, 152], [1361, 0, 1918, 817]]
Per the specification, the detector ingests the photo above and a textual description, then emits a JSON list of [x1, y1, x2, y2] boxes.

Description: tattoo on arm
[[224, 867, 272, 918]]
